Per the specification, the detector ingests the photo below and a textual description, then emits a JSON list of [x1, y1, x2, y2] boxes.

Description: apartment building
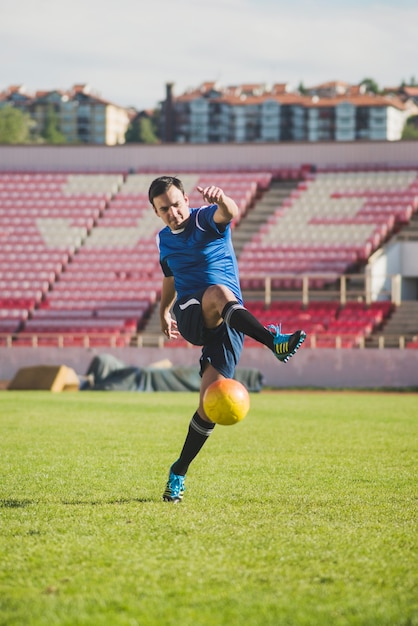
[[0, 84, 131, 145], [160, 81, 415, 143]]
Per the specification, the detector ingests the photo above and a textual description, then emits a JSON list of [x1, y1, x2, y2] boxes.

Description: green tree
[[0, 105, 32, 143], [139, 116, 159, 144], [41, 105, 66, 143], [401, 116, 418, 140], [401, 77, 418, 88], [360, 77, 380, 94], [125, 111, 159, 144], [125, 116, 141, 142]]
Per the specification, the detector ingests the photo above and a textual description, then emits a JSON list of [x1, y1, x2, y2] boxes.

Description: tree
[[41, 105, 66, 144], [138, 116, 159, 144], [125, 116, 141, 143], [401, 77, 418, 87], [125, 110, 159, 144], [360, 78, 380, 94], [401, 116, 418, 140], [0, 105, 33, 143]]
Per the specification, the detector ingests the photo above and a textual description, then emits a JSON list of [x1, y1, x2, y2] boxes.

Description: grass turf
[[0, 390, 417, 626]]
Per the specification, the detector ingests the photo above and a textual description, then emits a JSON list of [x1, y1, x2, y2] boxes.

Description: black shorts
[[173, 289, 244, 379]]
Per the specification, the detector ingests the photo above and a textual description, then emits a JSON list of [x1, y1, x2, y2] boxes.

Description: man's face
[[152, 185, 190, 231]]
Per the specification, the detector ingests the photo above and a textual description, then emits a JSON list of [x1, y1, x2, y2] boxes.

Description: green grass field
[[0, 390, 417, 626]]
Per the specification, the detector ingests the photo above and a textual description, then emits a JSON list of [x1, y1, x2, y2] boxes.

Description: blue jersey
[[156, 204, 243, 304]]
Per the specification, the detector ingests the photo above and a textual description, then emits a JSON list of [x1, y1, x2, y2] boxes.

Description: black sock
[[171, 412, 215, 476], [222, 301, 274, 350]]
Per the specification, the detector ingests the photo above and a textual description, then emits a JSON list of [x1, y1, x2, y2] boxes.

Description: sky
[[1, 0, 417, 111]]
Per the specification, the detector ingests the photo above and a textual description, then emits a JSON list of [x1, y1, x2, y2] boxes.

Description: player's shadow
[[62, 497, 154, 505], [0, 499, 35, 508], [1, 497, 156, 507]]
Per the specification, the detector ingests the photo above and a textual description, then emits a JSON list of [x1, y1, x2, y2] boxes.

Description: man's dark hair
[[148, 176, 184, 206]]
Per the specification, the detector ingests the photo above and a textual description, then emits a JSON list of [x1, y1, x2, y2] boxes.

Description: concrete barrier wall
[[0, 141, 417, 172], [1, 347, 417, 389]]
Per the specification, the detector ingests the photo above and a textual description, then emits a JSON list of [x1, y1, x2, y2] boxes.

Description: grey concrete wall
[[0, 141, 417, 173]]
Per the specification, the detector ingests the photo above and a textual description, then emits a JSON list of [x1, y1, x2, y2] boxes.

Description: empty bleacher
[[0, 174, 93, 336], [0, 168, 417, 349], [1, 171, 270, 347], [238, 169, 418, 291], [0, 172, 129, 346]]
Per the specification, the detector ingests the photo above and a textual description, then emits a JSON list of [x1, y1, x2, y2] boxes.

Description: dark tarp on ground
[[85, 354, 264, 392]]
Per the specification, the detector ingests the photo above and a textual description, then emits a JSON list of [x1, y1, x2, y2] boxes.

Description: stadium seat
[[0, 168, 410, 349], [238, 169, 418, 282]]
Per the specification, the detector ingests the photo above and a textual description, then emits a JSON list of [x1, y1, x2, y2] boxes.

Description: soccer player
[[150, 176, 306, 502]]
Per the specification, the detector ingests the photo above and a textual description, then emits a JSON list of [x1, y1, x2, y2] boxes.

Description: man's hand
[[161, 313, 180, 340], [197, 185, 239, 224], [197, 185, 226, 205]]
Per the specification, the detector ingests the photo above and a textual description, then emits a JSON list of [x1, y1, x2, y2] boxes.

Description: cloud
[[1, 0, 417, 109]]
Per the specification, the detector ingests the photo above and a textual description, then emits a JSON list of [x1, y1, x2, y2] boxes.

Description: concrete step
[[366, 301, 418, 346], [233, 180, 299, 255]]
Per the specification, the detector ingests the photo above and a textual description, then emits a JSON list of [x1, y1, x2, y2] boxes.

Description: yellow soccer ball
[[203, 379, 250, 425]]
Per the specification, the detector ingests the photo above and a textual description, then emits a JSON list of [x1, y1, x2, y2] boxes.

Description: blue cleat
[[267, 324, 306, 363], [163, 467, 186, 503]]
